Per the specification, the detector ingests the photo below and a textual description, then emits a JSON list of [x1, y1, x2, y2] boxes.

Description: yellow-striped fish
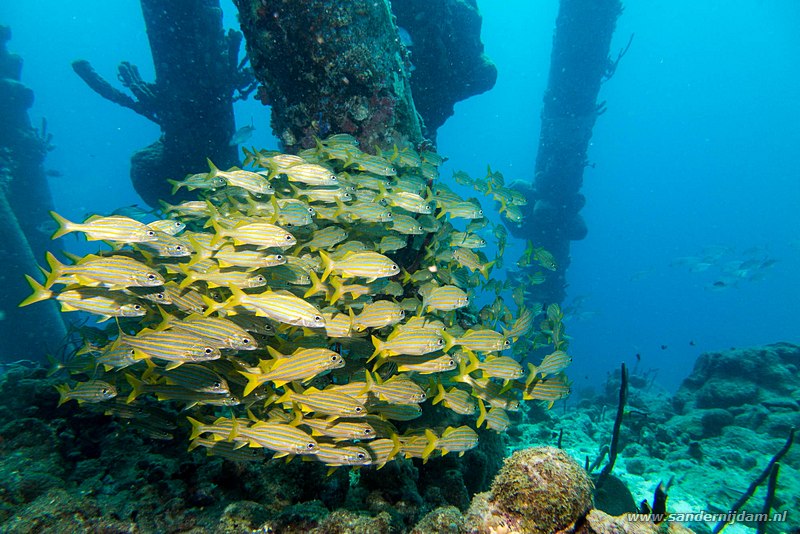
[[422, 285, 469, 313], [178, 265, 267, 290], [526, 350, 571, 382], [394, 354, 456, 375], [49, 212, 157, 243], [168, 172, 226, 194], [349, 154, 396, 176], [477, 398, 510, 432], [44, 252, 164, 289], [320, 250, 399, 283], [284, 163, 339, 186], [139, 232, 193, 257], [163, 282, 206, 314], [213, 286, 325, 329], [148, 219, 186, 236], [364, 372, 426, 404], [370, 329, 445, 360], [466, 353, 523, 381], [390, 213, 424, 235], [352, 300, 405, 331], [210, 219, 296, 249], [276, 387, 366, 419], [524, 374, 570, 407], [155, 363, 229, 395], [20, 276, 147, 321], [364, 436, 401, 468], [240, 346, 344, 393], [435, 426, 478, 456], [451, 248, 493, 280], [443, 329, 509, 352], [298, 416, 375, 442], [168, 314, 258, 351], [207, 159, 274, 195], [432, 384, 476, 415], [55, 380, 117, 407], [212, 245, 286, 269], [119, 329, 221, 370], [313, 444, 372, 467], [231, 420, 319, 457]]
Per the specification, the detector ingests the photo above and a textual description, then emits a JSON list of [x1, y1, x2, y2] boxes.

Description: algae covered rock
[[575, 509, 695, 534], [465, 446, 593, 534]]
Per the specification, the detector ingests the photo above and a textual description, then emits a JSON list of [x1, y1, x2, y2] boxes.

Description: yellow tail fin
[[49, 211, 75, 240], [19, 275, 52, 307]]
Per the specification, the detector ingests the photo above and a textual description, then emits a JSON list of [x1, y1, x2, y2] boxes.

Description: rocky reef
[[514, 342, 800, 534], [0, 355, 722, 533]]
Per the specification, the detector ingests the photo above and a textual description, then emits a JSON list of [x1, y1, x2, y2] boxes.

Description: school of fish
[[22, 134, 571, 470]]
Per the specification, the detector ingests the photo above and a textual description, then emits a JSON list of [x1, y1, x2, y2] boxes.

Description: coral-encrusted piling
[[510, 0, 624, 306], [73, 0, 253, 207], [391, 0, 497, 141], [234, 0, 425, 151], [0, 26, 66, 361]]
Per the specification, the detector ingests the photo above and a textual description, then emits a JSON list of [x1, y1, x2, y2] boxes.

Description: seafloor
[[0, 342, 797, 533]]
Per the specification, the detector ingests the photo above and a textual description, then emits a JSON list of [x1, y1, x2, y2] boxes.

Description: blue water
[[4, 0, 799, 393]]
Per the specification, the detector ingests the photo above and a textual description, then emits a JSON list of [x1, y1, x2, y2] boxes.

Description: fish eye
[[389, 167, 396, 173], [155, 293, 165, 299], [213, 381, 222, 389], [330, 175, 338, 181], [399, 310, 405, 317], [504, 340, 511, 347], [147, 230, 156, 237], [314, 315, 323, 323], [390, 264, 399, 271], [331, 355, 339, 362], [242, 338, 250, 344], [447, 359, 455, 366], [357, 452, 366, 460], [174, 222, 182, 227], [257, 276, 266, 282], [275, 255, 284, 260], [354, 406, 364, 413], [478, 210, 484, 216], [133, 304, 142, 310], [286, 235, 293, 240], [204, 347, 214, 354], [364, 428, 373, 435], [436, 338, 444, 346], [128, 349, 135, 356], [175, 245, 183, 251], [385, 213, 393, 219], [307, 207, 314, 213], [101, 388, 110, 395], [417, 226, 423, 232], [147, 273, 157, 281], [307, 442, 316, 449]]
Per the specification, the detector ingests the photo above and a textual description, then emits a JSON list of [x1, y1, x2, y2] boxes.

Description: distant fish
[[397, 26, 413, 48], [111, 204, 155, 221], [229, 121, 255, 146]]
